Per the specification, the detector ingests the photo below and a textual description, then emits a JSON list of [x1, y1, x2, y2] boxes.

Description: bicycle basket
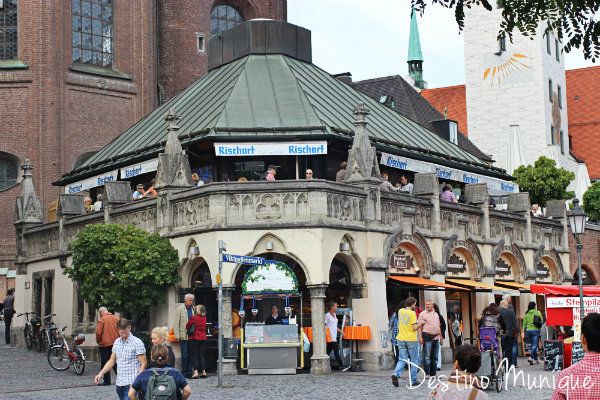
[[74, 333, 86, 345]]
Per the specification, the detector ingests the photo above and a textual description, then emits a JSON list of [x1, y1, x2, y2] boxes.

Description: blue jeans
[[422, 339, 439, 376], [180, 339, 191, 374], [512, 337, 518, 366], [116, 385, 130, 400], [526, 330, 540, 360], [393, 341, 420, 384]]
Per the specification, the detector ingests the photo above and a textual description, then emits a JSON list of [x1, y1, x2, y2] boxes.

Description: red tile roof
[[421, 85, 468, 136], [566, 66, 600, 179]]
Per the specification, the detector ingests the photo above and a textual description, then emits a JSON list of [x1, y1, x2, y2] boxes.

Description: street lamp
[[567, 198, 587, 324]]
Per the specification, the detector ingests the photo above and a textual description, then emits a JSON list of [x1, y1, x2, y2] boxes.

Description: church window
[[555, 39, 560, 62], [498, 33, 506, 52], [72, 0, 113, 68], [0, 0, 18, 60], [569, 134, 573, 150], [557, 85, 562, 108], [551, 125, 556, 145], [210, 5, 243, 35], [546, 32, 551, 54], [196, 33, 205, 53], [0, 152, 19, 191], [560, 130, 564, 154], [548, 79, 553, 102]]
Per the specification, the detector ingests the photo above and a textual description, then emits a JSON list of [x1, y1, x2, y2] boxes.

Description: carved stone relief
[[172, 198, 209, 230], [326, 193, 365, 222], [228, 192, 312, 222], [415, 206, 431, 230], [112, 208, 157, 232]]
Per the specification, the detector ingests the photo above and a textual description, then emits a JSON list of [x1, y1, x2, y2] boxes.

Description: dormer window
[[449, 121, 458, 145]]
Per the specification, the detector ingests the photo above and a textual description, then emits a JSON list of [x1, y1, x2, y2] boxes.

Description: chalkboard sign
[[524, 336, 533, 354], [571, 342, 585, 365], [544, 340, 564, 371]]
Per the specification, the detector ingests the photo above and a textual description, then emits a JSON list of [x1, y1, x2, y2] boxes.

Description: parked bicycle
[[17, 312, 41, 351], [40, 313, 58, 351], [47, 326, 86, 375]]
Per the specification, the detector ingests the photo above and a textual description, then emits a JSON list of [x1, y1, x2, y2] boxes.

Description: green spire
[[408, 7, 423, 62]]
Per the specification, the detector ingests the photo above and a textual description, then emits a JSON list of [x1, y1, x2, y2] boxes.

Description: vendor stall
[[239, 260, 304, 374]]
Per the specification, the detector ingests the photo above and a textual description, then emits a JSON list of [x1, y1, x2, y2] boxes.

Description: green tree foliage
[[413, 0, 600, 61], [513, 156, 574, 207], [64, 224, 181, 317], [582, 181, 600, 221]]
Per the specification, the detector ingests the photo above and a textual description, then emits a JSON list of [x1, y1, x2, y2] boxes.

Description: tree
[[413, 0, 600, 61], [512, 156, 574, 207], [582, 181, 600, 221], [64, 224, 181, 320]]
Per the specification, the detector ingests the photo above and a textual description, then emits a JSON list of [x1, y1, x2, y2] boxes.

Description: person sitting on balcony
[[305, 169, 314, 179], [132, 184, 145, 200], [400, 175, 413, 194], [191, 173, 204, 186], [84, 196, 93, 212], [143, 179, 157, 198], [440, 185, 458, 203], [261, 165, 278, 181], [94, 194, 103, 211], [380, 172, 398, 192], [336, 161, 347, 182], [531, 204, 543, 217]]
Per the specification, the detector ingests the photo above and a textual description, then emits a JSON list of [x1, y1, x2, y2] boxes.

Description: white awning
[[214, 141, 327, 156], [65, 170, 119, 194], [380, 152, 518, 194], [120, 158, 159, 179]]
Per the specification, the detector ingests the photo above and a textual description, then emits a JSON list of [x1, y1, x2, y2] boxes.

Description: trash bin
[[223, 338, 238, 359]]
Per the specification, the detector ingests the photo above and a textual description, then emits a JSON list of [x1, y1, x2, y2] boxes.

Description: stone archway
[[493, 244, 526, 282], [535, 249, 563, 284], [385, 231, 433, 277], [445, 239, 483, 280]]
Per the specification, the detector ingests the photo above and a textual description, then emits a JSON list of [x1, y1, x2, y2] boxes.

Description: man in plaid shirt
[[94, 318, 147, 400], [551, 313, 600, 400]]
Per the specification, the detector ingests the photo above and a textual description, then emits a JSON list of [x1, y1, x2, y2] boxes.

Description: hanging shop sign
[[120, 158, 159, 179], [242, 260, 298, 295], [495, 257, 512, 278], [380, 152, 518, 194], [65, 169, 119, 194], [389, 248, 417, 275], [536, 261, 550, 281], [447, 253, 467, 274], [214, 141, 327, 157]]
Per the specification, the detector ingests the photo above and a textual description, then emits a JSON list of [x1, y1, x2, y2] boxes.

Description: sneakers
[[391, 374, 399, 387], [527, 358, 534, 365], [410, 380, 421, 387], [534, 360, 540, 365]]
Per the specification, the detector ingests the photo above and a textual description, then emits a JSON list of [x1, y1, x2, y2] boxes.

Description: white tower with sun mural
[[463, 4, 589, 197]]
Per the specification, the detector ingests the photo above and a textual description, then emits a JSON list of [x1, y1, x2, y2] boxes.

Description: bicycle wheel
[[24, 325, 32, 350], [73, 348, 85, 375], [47, 346, 71, 371], [496, 364, 505, 392]]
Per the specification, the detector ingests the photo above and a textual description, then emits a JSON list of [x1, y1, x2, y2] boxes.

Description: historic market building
[[11, 20, 571, 374]]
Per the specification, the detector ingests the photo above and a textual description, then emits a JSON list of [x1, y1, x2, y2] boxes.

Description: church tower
[[406, 7, 426, 90], [462, 3, 589, 196]]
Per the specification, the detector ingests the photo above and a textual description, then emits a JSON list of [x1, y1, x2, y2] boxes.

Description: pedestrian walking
[[434, 303, 446, 371], [522, 301, 544, 365], [391, 297, 425, 388], [149, 326, 175, 368], [388, 302, 404, 363], [499, 300, 519, 368], [96, 307, 120, 385], [325, 302, 346, 371], [2, 288, 15, 344], [94, 318, 147, 400], [418, 300, 442, 378], [174, 293, 194, 378], [448, 313, 462, 350], [478, 303, 506, 359], [128, 344, 192, 400], [503, 295, 518, 367], [186, 304, 208, 379]]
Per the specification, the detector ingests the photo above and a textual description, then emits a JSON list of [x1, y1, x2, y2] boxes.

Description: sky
[[287, 0, 596, 89]]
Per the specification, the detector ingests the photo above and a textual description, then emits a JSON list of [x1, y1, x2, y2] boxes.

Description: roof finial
[[165, 107, 181, 131], [408, 5, 425, 89], [21, 159, 34, 178], [353, 102, 370, 126]]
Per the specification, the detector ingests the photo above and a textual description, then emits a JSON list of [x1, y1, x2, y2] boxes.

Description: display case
[[243, 323, 301, 374]]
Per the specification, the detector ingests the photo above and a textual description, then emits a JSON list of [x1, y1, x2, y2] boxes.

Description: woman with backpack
[[129, 344, 191, 400], [185, 304, 208, 379], [522, 301, 544, 365]]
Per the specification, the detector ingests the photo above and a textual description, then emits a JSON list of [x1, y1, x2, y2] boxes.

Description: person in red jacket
[[95, 307, 120, 385], [186, 304, 207, 379]]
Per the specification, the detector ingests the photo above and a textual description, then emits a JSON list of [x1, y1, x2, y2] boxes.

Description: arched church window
[[72, 0, 113, 67], [0, 152, 19, 191], [0, 0, 18, 60], [211, 5, 243, 35]]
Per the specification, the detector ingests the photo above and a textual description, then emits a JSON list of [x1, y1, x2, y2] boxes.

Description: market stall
[[239, 260, 304, 374]]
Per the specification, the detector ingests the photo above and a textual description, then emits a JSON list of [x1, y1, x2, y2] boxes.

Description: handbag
[[422, 332, 437, 341], [186, 315, 196, 336]]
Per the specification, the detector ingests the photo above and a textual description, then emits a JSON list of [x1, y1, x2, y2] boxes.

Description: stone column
[[308, 284, 330, 374], [218, 285, 237, 375], [413, 173, 441, 231]]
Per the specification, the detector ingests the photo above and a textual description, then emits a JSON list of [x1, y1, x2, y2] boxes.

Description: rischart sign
[[547, 297, 600, 308]]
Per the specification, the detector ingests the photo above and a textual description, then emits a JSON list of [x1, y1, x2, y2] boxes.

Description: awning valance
[[494, 281, 530, 291], [531, 284, 600, 296], [446, 279, 519, 295], [388, 275, 465, 290]]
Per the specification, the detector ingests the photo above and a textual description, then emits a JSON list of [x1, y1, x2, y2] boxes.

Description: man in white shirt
[[325, 302, 347, 371], [400, 175, 413, 194]]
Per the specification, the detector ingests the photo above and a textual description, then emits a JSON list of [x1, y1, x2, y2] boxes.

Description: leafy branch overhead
[[582, 181, 600, 221], [412, 0, 600, 61], [513, 156, 575, 207], [64, 224, 181, 316]]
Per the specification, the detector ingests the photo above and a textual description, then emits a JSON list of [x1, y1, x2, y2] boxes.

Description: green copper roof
[[408, 8, 423, 62], [56, 54, 509, 185]]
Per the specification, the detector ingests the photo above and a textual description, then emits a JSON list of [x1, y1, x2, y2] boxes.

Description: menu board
[[544, 340, 564, 371], [571, 342, 585, 365]]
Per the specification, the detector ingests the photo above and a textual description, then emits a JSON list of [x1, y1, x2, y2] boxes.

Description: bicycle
[[47, 326, 86, 375], [17, 312, 39, 350], [40, 313, 58, 351]]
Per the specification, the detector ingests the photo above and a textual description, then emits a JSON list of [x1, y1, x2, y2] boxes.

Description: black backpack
[[146, 368, 177, 400], [533, 313, 543, 329]]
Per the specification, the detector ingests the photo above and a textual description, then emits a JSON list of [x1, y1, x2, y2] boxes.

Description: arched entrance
[[189, 259, 217, 323], [573, 265, 595, 285], [327, 257, 351, 307]]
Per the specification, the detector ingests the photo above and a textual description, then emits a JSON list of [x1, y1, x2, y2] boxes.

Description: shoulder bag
[[186, 315, 196, 336]]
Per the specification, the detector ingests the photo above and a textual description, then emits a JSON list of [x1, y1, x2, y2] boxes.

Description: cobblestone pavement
[[1, 323, 559, 399]]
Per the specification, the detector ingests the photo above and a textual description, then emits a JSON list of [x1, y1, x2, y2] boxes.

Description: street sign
[[222, 254, 265, 265]]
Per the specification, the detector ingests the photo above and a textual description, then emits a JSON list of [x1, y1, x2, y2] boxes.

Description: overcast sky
[[287, 0, 596, 89]]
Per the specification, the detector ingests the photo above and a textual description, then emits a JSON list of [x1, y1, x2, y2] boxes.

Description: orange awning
[[446, 279, 519, 295], [495, 281, 530, 291], [388, 275, 466, 290]]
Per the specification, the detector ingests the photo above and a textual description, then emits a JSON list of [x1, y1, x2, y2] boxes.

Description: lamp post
[[567, 198, 587, 324]]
